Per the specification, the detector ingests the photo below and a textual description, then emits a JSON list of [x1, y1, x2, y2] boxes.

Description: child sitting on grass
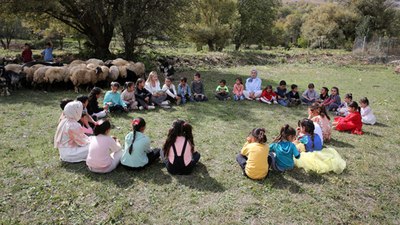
[[161, 120, 200, 175], [322, 86, 341, 111], [178, 77, 194, 104], [333, 101, 363, 134], [162, 77, 181, 105], [308, 103, 331, 142], [233, 77, 245, 101], [294, 118, 323, 152], [260, 85, 278, 104], [359, 97, 376, 125], [287, 84, 301, 107], [121, 117, 160, 169], [77, 95, 96, 134], [215, 79, 230, 101], [301, 83, 319, 105], [318, 87, 329, 103], [336, 93, 352, 117], [103, 82, 128, 113], [135, 78, 155, 110], [236, 128, 269, 180], [86, 119, 122, 173], [87, 87, 108, 120], [121, 81, 138, 111], [54, 101, 90, 163], [275, 80, 288, 107], [191, 72, 208, 102], [269, 124, 300, 172]]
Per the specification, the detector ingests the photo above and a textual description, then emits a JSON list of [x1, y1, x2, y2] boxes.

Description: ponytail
[[274, 124, 296, 142], [348, 101, 360, 113], [163, 120, 195, 157], [251, 128, 267, 144], [123, 81, 134, 93], [128, 117, 146, 154]]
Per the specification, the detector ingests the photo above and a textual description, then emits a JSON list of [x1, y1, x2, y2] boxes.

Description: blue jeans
[[234, 94, 245, 101], [301, 97, 316, 105], [277, 99, 288, 107]]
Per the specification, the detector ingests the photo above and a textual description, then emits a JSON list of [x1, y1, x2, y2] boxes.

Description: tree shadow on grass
[[328, 138, 355, 148], [174, 162, 225, 193], [60, 160, 172, 188], [362, 130, 383, 137]]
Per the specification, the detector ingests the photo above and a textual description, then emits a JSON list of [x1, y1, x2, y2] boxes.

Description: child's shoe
[[147, 106, 155, 110], [273, 101, 278, 104], [139, 106, 144, 110]]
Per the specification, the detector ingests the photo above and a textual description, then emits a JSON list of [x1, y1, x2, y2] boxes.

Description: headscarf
[[54, 101, 83, 148]]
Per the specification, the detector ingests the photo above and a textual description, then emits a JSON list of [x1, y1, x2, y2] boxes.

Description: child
[[233, 77, 245, 101], [191, 72, 208, 102], [318, 87, 329, 103], [308, 103, 331, 142], [333, 101, 363, 134], [86, 119, 123, 173], [178, 77, 194, 104], [215, 79, 230, 101], [359, 97, 376, 125], [301, 83, 319, 105], [236, 128, 269, 180], [87, 87, 108, 120], [268, 125, 300, 172], [162, 77, 181, 105], [21, 43, 33, 63], [145, 71, 169, 108], [59, 98, 73, 121], [54, 101, 90, 162], [295, 118, 323, 152], [121, 82, 139, 111], [322, 87, 341, 111], [287, 84, 301, 107], [336, 93, 352, 116], [260, 85, 278, 104], [275, 80, 288, 107], [41, 41, 53, 62], [121, 117, 161, 169], [135, 78, 155, 110], [161, 120, 201, 175], [103, 82, 128, 112], [76, 95, 96, 134]]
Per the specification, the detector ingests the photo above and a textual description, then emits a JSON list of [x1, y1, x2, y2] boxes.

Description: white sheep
[[5, 64, 23, 74], [126, 62, 145, 78], [118, 65, 127, 78], [98, 66, 110, 82], [86, 58, 104, 65], [33, 66, 52, 85], [108, 65, 119, 82], [70, 67, 101, 93], [23, 64, 44, 83], [69, 60, 86, 66], [112, 58, 129, 66], [44, 66, 69, 84]]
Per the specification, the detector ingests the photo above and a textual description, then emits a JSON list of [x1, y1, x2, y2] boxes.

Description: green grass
[[1, 63, 400, 224]]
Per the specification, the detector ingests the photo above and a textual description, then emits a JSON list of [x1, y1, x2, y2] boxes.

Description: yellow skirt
[[294, 148, 346, 174]]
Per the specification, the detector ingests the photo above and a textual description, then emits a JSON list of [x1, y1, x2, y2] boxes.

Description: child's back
[[269, 141, 299, 170], [241, 142, 269, 179]]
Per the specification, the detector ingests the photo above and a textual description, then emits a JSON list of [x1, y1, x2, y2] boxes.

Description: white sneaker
[[139, 106, 144, 110], [266, 101, 272, 105], [161, 105, 171, 109], [147, 106, 155, 110], [273, 101, 278, 104], [161, 101, 169, 105], [255, 98, 260, 101], [246, 97, 253, 101]]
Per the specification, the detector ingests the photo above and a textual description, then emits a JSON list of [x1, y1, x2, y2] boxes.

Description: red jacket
[[22, 49, 33, 63], [260, 89, 277, 101], [334, 112, 363, 135]]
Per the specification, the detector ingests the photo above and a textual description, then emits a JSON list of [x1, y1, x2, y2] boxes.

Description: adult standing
[[41, 41, 53, 62], [21, 43, 33, 63], [244, 69, 262, 100]]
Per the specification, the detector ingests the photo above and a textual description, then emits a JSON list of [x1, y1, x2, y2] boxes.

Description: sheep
[[126, 62, 145, 78], [112, 58, 129, 66], [98, 66, 110, 82], [44, 66, 70, 84], [33, 66, 51, 85], [86, 58, 104, 65], [107, 65, 119, 82], [69, 60, 86, 66], [86, 63, 99, 70], [22, 64, 44, 83], [0, 77, 10, 96], [5, 64, 23, 74], [70, 67, 102, 93]]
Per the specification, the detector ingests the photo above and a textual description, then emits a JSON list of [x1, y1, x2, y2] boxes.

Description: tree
[[0, 16, 29, 49], [301, 3, 359, 48], [186, 0, 236, 51], [118, 0, 189, 59], [233, 0, 281, 50], [5, 0, 120, 58]]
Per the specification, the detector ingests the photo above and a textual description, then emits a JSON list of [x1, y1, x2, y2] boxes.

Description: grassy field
[[1, 62, 399, 224]]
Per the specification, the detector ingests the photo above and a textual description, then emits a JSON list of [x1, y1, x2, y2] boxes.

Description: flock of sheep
[[1, 58, 145, 93]]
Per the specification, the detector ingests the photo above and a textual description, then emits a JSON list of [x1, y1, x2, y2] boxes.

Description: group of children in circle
[[54, 68, 377, 178]]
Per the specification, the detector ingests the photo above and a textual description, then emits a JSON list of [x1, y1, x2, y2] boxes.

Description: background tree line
[[1, 0, 399, 59]]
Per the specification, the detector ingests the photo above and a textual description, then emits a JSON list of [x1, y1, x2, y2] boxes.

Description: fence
[[353, 36, 400, 56]]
